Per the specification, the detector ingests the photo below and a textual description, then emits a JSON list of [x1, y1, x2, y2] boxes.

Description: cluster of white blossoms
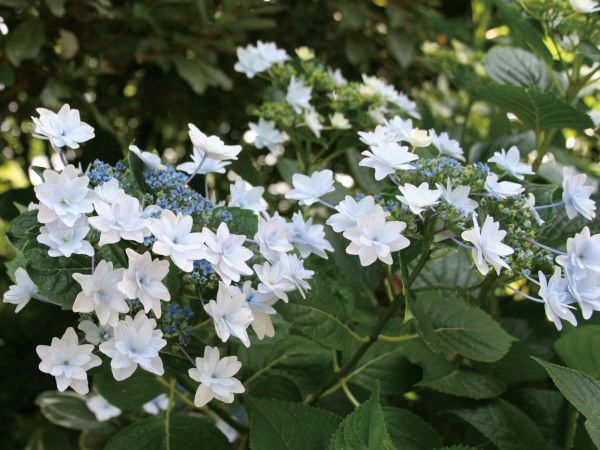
[[281, 112, 599, 331], [3, 104, 330, 412]]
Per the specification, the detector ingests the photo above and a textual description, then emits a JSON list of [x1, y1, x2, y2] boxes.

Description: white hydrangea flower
[[383, 116, 413, 142], [343, 210, 410, 266], [485, 173, 524, 199], [36, 327, 101, 395], [404, 128, 431, 148], [148, 209, 205, 272], [565, 268, 600, 320], [436, 179, 478, 216], [288, 212, 333, 259], [285, 170, 335, 206], [204, 282, 254, 347], [143, 394, 169, 415], [358, 125, 396, 147], [3, 268, 37, 313], [72, 260, 128, 327], [89, 194, 150, 246], [37, 216, 95, 257], [254, 260, 296, 302], [397, 182, 441, 216], [118, 249, 170, 318], [32, 104, 94, 149], [359, 142, 418, 180], [86, 394, 122, 421], [278, 253, 314, 298], [429, 130, 465, 161], [570, 0, 600, 13], [176, 147, 231, 175], [538, 268, 577, 330], [200, 223, 253, 284], [228, 178, 266, 213], [78, 320, 114, 345], [92, 178, 125, 205], [234, 44, 271, 78], [35, 165, 94, 226], [99, 311, 166, 381], [461, 216, 514, 276], [240, 281, 278, 340], [328, 67, 347, 86], [188, 124, 242, 161], [393, 92, 421, 119], [286, 76, 312, 113], [488, 146, 533, 180], [327, 195, 387, 233], [254, 213, 294, 260], [304, 108, 323, 138], [129, 145, 166, 171], [562, 167, 596, 220], [556, 227, 600, 280], [256, 40, 289, 64], [188, 346, 244, 407], [248, 119, 288, 155]]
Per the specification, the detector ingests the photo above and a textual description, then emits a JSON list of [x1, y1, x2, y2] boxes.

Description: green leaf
[[213, 206, 258, 237], [246, 398, 341, 450], [0, 64, 15, 88], [26, 244, 91, 309], [328, 384, 395, 450], [494, 0, 552, 63], [477, 83, 593, 132], [104, 413, 232, 450], [554, 325, 600, 377], [277, 276, 363, 353], [585, 421, 600, 449], [535, 359, 600, 425], [26, 425, 75, 450], [412, 250, 480, 293], [8, 210, 39, 249], [6, 19, 45, 66], [412, 293, 516, 362], [276, 158, 300, 184], [93, 369, 166, 411], [173, 57, 232, 95], [128, 147, 149, 194], [35, 391, 108, 431], [382, 407, 442, 450], [418, 370, 506, 399], [451, 399, 549, 450], [484, 47, 551, 89]]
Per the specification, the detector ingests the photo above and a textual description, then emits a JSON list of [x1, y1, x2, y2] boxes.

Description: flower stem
[[450, 236, 475, 251], [501, 283, 543, 303], [318, 199, 336, 210], [33, 294, 61, 307], [164, 377, 177, 443], [534, 200, 564, 210], [186, 153, 207, 184], [523, 236, 566, 255], [564, 406, 579, 450]]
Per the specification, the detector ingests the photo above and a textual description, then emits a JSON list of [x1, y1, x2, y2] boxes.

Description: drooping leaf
[[35, 391, 109, 431], [104, 413, 232, 450], [477, 83, 593, 132], [382, 407, 442, 450], [412, 293, 516, 362], [451, 399, 549, 450], [173, 57, 232, 94], [535, 359, 600, 425], [246, 397, 341, 450], [328, 384, 395, 450], [127, 147, 149, 194], [484, 47, 551, 89], [554, 325, 600, 377], [412, 250, 480, 294]]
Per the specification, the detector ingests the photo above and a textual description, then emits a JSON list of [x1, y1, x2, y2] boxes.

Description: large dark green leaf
[[246, 398, 341, 450], [451, 400, 549, 450], [93, 368, 166, 411], [382, 407, 442, 450], [412, 293, 516, 362], [484, 47, 551, 89], [328, 385, 395, 450], [554, 325, 600, 377], [477, 83, 593, 132], [418, 370, 506, 399], [104, 413, 232, 450]]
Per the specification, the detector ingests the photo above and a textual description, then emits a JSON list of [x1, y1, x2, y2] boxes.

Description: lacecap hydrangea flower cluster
[[3, 104, 332, 419]]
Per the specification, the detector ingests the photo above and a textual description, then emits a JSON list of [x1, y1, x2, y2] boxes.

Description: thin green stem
[[378, 333, 420, 343], [164, 378, 177, 446], [564, 406, 579, 450]]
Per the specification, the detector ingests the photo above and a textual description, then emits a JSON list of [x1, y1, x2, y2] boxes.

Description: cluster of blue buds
[[186, 259, 218, 286], [161, 304, 194, 346]]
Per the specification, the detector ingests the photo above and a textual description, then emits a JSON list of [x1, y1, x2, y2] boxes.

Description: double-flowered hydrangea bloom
[[4, 103, 329, 413]]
